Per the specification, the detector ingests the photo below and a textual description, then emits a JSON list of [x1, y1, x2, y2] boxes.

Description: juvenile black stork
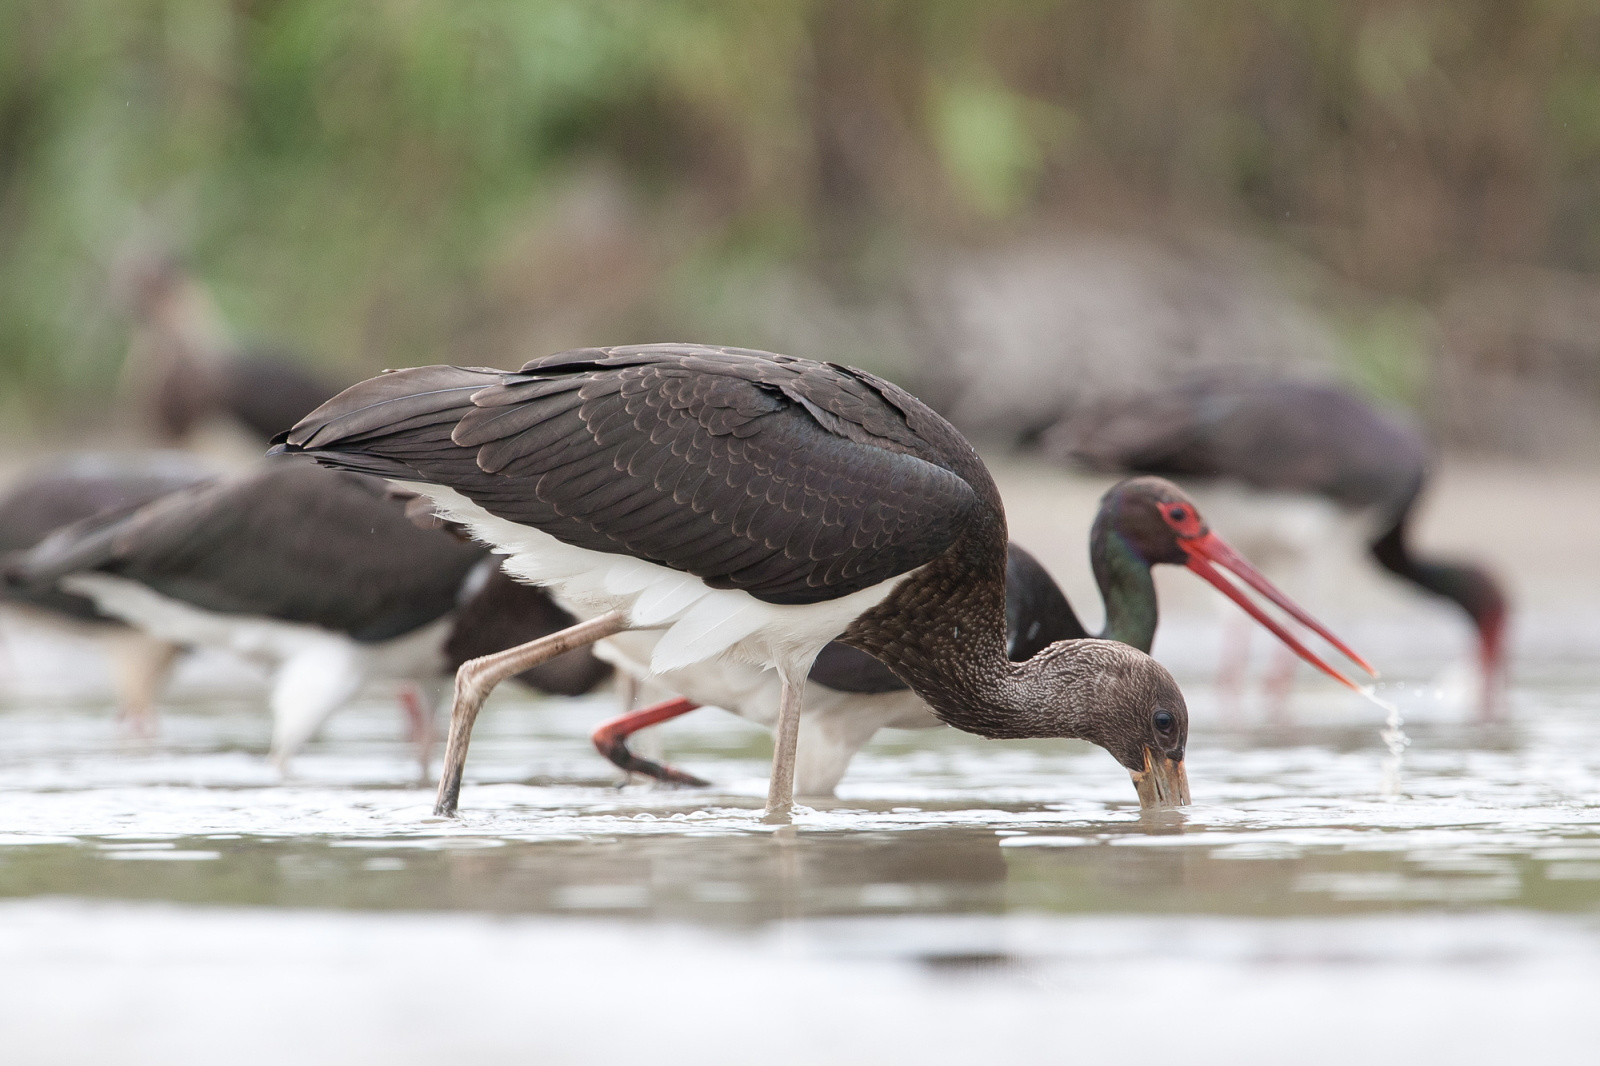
[[119, 253, 339, 446], [7, 460, 610, 773], [277, 343, 1289, 818], [0, 455, 213, 730], [593, 477, 1372, 795], [1048, 374, 1508, 714]]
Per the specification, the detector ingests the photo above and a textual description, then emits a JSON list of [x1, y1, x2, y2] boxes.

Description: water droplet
[[1360, 684, 1410, 799]]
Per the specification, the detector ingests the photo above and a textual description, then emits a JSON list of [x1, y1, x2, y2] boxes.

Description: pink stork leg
[[435, 611, 630, 816], [764, 667, 808, 822]]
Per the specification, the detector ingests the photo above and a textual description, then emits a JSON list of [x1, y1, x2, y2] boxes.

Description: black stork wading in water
[[275, 344, 1371, 818], [589, 476, 1374, 796], [7, 461, 610, 775], [118, 253, 340, 448], [0, 455, 214, 731], [1046, 374, 1509, 716]]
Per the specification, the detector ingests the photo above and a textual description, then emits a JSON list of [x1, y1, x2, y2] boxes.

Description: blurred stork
[[1047, 374, 1508, 716], [0, 454, 213, 730], [116, 252, 339, 453], [8, 460, 610, 775]]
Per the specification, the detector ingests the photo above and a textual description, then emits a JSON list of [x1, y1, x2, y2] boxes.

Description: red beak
[[1180, 531, 1378, 691]]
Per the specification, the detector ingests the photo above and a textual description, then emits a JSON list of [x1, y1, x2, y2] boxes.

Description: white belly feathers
[[405, 483, 916, 679]]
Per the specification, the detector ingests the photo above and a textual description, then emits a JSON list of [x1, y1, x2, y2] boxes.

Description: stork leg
[[398, 679, 445, 785], [435, 610, 630, 817], [1215, 613, 1250, 718], [1263, 644, 1298, 723], [591, 697, 709, 786], [109, 633, 182, 738], [269, 642, 366, 774], [618, 672, 667, 767], [764, 667, 807, 822]]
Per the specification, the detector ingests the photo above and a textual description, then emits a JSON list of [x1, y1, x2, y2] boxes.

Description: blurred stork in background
[[0, 454, 215, 731], [115, 251, 340, 459], [910, 237, 1335, 446], [910, 237, 1507, 717], [1045, 375, 1508, 718], [6, 461, 611, 776]]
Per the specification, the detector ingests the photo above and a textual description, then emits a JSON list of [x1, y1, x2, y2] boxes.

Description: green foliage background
[[2, 1, 1598, 422]]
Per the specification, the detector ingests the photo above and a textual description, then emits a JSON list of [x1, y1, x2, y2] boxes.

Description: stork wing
[[279, 344, 982, 606], [1049, 374, 1427, 513], [12, 461, 487, 642]]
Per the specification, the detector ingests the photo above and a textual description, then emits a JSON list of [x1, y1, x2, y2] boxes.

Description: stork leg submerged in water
[[277, 345, 1375, 818], [589, 476, 1374, 795]]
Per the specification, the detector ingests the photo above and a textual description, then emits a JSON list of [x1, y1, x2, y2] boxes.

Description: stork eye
[[1153, 710, 1175, 732], [1167, 507, 1188, 522]]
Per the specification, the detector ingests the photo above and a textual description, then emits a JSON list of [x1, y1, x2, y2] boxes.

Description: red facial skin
[[1154, 500, 1377, 691]]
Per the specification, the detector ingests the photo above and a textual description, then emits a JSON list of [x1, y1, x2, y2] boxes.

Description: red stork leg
[[397, 682, 437, 784], [591, 697, 709, 787]]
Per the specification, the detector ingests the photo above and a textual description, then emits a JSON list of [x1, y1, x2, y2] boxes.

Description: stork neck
[[1089, 522, 1159, 652], [840, 521, 1091, 741], [1371, 512, 1506, 640]]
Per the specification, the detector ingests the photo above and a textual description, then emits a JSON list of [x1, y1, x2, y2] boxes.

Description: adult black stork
[[1048, 374, 1508, 714], [7, 460, 610, 773], [0, 455, 213, 730], [590, 476, 1372, 795], [273, 343, 1342, 818], [119, 253, 339, 446]]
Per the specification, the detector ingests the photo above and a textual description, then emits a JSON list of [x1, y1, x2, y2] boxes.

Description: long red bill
[[1180, 531, 1378, 690]]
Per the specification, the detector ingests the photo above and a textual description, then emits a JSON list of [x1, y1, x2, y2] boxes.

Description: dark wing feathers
[[278, 344, 981, 605], [1049, 374, 1428, 515], [0, 464, 215, 622], [0, 466, 213, 555], [14, 461, 488, 642], [296, 366, 504, 449]]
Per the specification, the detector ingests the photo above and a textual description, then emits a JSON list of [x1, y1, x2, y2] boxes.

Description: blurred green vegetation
[[2, 0, 1599, 420]]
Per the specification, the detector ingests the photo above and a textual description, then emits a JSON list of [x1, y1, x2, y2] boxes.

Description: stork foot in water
[[591, 697, 708, 787], [436, 612, 630, 816]]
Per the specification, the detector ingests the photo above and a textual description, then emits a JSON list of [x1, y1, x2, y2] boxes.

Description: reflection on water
[[7, 809, 1600, 922], [2, 669, 1600, 1062]]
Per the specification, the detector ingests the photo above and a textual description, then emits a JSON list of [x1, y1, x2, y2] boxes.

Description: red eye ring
[[1160, 502, 1203, 537]]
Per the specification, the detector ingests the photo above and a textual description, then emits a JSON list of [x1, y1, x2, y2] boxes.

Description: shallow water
[[3, 656, 1600, 1065]]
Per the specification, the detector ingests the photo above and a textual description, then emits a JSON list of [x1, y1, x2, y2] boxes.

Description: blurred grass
[[1, 0, 1598, 426]]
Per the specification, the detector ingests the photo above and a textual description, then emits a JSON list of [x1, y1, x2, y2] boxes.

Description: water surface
[[3, 657, 1600, 1064]]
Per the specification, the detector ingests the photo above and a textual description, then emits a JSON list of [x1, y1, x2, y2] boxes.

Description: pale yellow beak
[[1130, 747, 1191, 809]]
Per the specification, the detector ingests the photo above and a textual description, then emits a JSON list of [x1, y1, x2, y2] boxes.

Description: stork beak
[[1179, 531, 1377, 690], [1131, 747, 1190, 809]]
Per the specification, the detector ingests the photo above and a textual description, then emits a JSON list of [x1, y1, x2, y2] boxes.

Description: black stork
[[1048, 374, 1508, 715], [119, 253, 339, 446], [590, 476, 1373, 795], [0, 455, 213, 730], [274, 343, 1359, 818], [7, 460, 610, 773]]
